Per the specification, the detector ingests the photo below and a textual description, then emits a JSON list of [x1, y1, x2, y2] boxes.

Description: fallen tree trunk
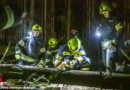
[[0, 64, 130, 89]]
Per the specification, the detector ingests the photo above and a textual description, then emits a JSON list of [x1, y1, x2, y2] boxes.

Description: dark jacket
[[15, 35, 45, 62]]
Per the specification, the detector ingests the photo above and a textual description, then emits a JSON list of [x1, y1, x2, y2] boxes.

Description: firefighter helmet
[[32, 24, 42, 33], [48, 38, 57, 47], [67, 37, 81, 52], [99, 2, 112, 14]]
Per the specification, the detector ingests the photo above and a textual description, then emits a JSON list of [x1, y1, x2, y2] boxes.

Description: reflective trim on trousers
[[106, 48, 116, 72], [17, 59, 35, 66], [21, 53, 38, 62]]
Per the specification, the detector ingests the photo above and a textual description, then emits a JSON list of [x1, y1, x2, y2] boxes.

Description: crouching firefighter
[[39, 38, 59, 68], [53, 37, 91, 70], [15, 24, 46, 66], [96, 2, 123, 73]]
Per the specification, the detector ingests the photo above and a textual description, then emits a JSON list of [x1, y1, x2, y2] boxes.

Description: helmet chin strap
[[70, 47, 79, 53]]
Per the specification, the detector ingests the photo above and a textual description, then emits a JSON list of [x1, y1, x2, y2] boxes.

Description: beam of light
[[28, 31, 33, 38], [27, 31, 34, 56], [96, 31, 101, 37]]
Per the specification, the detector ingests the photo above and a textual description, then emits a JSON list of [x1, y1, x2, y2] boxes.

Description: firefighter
[[39, 38, 59, 68], [96, 2, 123, 73], [53, 37, 91, 70], [15, 24, 46, 66]]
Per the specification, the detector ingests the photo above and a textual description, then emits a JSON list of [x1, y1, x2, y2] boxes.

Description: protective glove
[[15, 50, 21, 60], [15, 50, 21, 54], [109, 45, 115, 50], [39, 59, 44, 68], [64, 60, 77, 69], [108, 40, 116, 50], [69, 60, 76, 66], [96, 24, 102, 32], [111, 39, 117, 45], [39, 64, 48, 68], [15, 55, 21, 60], [63, 62, 69, 68]]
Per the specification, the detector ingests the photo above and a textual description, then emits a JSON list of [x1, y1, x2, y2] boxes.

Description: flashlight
[[96, 24, 102, 37], [96, 31, 101, 37], [28, 31, 33, 38]]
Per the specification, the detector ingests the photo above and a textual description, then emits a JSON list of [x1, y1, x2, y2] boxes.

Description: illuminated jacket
[[98, 16, 123, 41], [44, 45, 59, 68], [54, 44, 91, 70], [15, 35, 46, 62]]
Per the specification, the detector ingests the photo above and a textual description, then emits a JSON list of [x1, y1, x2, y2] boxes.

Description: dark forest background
[[0, 0, 130, 69]]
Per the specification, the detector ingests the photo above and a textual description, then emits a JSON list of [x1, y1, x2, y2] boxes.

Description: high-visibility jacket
[[97, 16, 123, 42], [44, 45, 59, 68], [15, 35, 46, 62], [54, 44, 91, 70], [97, 16, 123, 50]]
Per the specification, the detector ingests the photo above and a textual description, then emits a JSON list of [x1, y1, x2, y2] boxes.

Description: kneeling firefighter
[[40, 37, 59, 68], [15, 24, 46, 66], [54, 37, 91, 70]]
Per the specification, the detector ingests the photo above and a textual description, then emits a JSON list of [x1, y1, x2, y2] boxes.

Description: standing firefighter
[[54, 37, 91, 70], [40, 38, 59, 68], [15, 24, 46, 66], [96, 2, 123, 73]]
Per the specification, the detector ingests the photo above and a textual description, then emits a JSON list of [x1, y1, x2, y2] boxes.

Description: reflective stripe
[[45, 59, 51, 62], [102, 40, 116, 44], [19, 40, 25, 47], [75, 56, 82, 60], [108, 20, 114, 22], [21, 53, 37, 62], [39, 65, 43, 68], [63, 51, 86, 56], [55, 54, 63, 60], [109, 45, 116, 50], [40, 60, 44, 64], [69, 60, 75, 66], [79, 51, 86, 55], [52, 49, 58, 53], [15, 55, 21, 60], [115, 23, 123, 31], [40, 48, 46, 53], [79, 59, 84, 63], [73, 51, 86, 57], [46, 51, 52, 55], [15, 50, 21, 54], [54, 54, 63, 66], [80, 67, 90, 71], [63, 52, 71, 55], [64, 63, 69, 67], [77, 57, 83, 63]]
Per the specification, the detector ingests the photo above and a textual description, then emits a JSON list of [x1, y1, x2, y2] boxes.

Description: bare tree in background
[[44, 0, 47, 44], [29, 0, 35, 29], [67, 0, 71, 41]]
